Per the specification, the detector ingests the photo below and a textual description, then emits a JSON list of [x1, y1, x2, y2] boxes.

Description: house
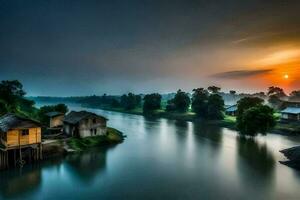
[[45, 111, 64, 128], [0, 113, 42, 149], [225, 105, 237, 116], [280, 107, 300, 121], [63, 111, 108, 138], [0, 113, 42, 169]]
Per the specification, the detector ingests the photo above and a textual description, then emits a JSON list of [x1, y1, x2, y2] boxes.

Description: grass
[[275, 122, 300, 134], [67, 127, 125, 151]]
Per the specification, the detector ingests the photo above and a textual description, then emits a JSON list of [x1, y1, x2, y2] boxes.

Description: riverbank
[[43, 127, 125, 158], [66, 127, 124, 151], [82, 105, 300, 135]]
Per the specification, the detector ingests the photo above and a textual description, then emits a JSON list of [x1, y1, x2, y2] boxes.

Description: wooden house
[[0, 113, 42, 169], [45, 111, 64, 128], [280, 107, 300, 121], [63, 111, 108, 138]]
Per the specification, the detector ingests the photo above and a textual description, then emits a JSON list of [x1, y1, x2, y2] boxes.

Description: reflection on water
[[65, 147, 109, 183], [236, 137, 275, 174], [0, 166, 42, 199], [0, 105, 299, 200]]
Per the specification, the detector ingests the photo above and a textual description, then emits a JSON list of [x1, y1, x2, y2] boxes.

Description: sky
[[0, 0, 299, 96]]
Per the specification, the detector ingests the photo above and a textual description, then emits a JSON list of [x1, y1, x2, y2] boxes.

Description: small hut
[[45, 111, 64, 128], [0, 113, 42, 169], [280, 107, 300, 121], [63, 111, 108, 138]]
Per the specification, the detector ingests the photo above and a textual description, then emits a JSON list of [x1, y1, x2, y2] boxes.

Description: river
[[0, 104, 300, 200]]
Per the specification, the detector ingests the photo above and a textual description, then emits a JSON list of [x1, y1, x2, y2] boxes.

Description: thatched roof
[[63, 111, 108, 124], [0, 113, 41, 133]]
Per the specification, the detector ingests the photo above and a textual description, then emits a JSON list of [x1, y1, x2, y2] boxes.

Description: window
[[93, 118, 96, 124], [21, 129, 29, 136]]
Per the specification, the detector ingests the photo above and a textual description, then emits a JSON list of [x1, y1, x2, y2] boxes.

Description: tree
[[126, 93, 137, 110], [290, 90, 300, 101], [191, 88, 209, 117], [120, 94, 128, 108], [229, 90, 236, 95], [207, 94, 224, 119], [38, 104, 68, 125], [120, 93, 141, 110], [237, 105, 276, 136], [267, 86, 286, 109], [110, 99, 121, 107], [0, 101, 7, 116], [0, 80, 26, 112], [267, 86, 286, 97], [54, 104, 68, 113], [143, 93, 162, 113], [208, 86, 221, 93], [236, 97, 264, 117], [167, 89, 190, 112]]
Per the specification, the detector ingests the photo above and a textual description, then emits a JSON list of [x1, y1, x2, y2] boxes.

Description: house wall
[[64, 124, 73, 136], [5, 127, 41, 147], [50, 115, 64, 128], [281, 113, 300, 121], [78, 117, 107, 138]]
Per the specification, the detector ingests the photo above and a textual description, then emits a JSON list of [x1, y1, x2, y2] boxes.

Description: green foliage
[[289, 90, 300, 101], [166, 89, 190, 112], [207, 94, 224, 119], [191, 88, 224, 119], [120, 93, 141, 110], [191, 88, 209, 117], [38, 104, 68, 125], [207, 86, 221, 93], [67, 127, 124, 151], [229, 90, 236, 95], [0, 80, 26, 112], [110, 98, 121, 107], [0, 101, 7, 116], [237, 105, 276, 136], [267, 86, 286, 109], [236, 97, 264, 117], [143, 93, 162, 113]]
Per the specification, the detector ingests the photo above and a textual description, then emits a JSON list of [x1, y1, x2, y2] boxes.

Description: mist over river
[[1, 104, 300, 200]]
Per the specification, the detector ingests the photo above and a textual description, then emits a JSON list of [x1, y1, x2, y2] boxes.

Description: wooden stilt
[[14, 149, 16, 167], [40, 144, 43, 160], [6, 151, 8, 168]]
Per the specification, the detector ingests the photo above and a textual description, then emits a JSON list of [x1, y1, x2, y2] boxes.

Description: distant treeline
[[2, 79, 300, 137], [29, 87, 300, 111]]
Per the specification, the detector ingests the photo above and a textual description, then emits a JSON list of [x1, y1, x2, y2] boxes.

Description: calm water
[[1, 105, 300, 200]]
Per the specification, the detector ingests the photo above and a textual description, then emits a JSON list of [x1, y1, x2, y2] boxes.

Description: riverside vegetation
[[44, 86, 299, 136], [0, 80, 125, 160]]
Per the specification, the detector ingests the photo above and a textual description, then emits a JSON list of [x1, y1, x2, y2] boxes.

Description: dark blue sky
[[1, 0, 299, 96]]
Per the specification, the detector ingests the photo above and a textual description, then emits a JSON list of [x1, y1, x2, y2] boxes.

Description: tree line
[[1, 79, 298, 137]]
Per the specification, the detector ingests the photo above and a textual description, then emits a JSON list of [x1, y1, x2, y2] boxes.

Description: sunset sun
[[284, 74, 289, 79]]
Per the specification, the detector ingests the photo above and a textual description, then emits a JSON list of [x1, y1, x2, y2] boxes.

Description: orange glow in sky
[[252, 48, 300, 92]]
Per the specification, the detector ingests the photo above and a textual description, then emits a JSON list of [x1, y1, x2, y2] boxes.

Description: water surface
[[1, 105, 300, 200]]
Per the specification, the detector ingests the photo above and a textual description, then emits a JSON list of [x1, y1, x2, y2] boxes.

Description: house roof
[[226, 105, 237, 112], [280, 107, 300, 114], [0, 113, 41, 133], [45, 111, 64, 117], [63, 111, 108, 124]]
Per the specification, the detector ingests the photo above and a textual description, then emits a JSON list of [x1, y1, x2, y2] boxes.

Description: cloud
[[211, 69, 273, 79]]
